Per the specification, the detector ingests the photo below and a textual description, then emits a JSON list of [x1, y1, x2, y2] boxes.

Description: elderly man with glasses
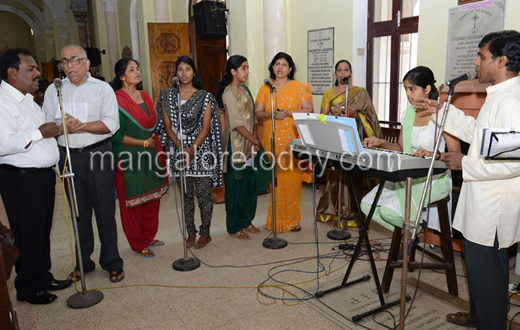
[[42, 44, 125, 283]]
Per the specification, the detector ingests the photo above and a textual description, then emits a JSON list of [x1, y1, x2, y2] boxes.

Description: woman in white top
[[362, 66, 460, 231]]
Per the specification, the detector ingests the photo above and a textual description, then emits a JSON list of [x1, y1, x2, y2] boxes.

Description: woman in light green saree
[[361, 66, 460, 232], [316, 60, 383, 226]]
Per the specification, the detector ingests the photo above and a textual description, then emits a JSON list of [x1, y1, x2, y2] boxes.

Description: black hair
[[268, 52, 296, 80], [217, 55, 248, 102], [0, 48, 32, 81], [478, 30, 520, 48], [487, 34, 520, 73], [176, 56, 202, 89], [403, 66, 439, 100], [112, 58, 140, 91], [334, 59, 352, 86]]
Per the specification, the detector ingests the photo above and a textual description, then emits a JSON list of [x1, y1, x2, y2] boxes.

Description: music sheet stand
[[293, 113, 409, 322], [481, 128, 520, 160], [294, 113, 361, 239]]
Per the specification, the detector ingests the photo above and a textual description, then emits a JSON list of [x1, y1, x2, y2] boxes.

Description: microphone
[[340, 76, 351, 85], [54, 78, 63, 89], [264, 78, 275, 90], [172, 77, 180, 88], [446, 70, 476, 87]]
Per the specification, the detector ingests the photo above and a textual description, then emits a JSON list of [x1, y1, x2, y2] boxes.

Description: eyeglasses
[[60, 56, 87, 67]]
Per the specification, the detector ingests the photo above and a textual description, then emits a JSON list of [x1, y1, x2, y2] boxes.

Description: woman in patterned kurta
[[111, 58, 169, 258], [361, 66, 460, 230], [255, 52, 313, 233], [155, 56, 223, 249]]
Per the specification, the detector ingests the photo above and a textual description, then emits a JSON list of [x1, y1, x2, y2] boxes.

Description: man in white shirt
[[0, 49, 71, 304], [420, 31, 520, 329], [43, 45, 125, 283]]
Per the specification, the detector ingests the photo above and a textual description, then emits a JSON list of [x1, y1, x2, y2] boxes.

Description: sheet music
[[292, 113, 362, 155], [55, 103, 89, 123], [297, 124, 314, 145], [480, 128, 520, 158], [327, 116, 357, 152]]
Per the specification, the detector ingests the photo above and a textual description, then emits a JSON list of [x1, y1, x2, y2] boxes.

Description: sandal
[[290, 225, 302, 232], [110, 268, 125, 283], [245, 224, 261, 234], [140, 248, 155, 258], [68, 267, 94, 282], [186, 234, 196, 247], [446, 312, 478, 327], [149, 239, 165, 247], [234, 230, 251, 240]]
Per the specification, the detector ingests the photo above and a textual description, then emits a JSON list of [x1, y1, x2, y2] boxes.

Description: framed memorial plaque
[[445, 0, 505, 81], [307, 28, 334, 95]]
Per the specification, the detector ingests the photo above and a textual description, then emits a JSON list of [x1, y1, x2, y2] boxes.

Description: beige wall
[[418, 0, 520, 83], [0, 13, 37, 56], [171, 0, 189, 23], [227, 0, 264, 99], [118, 0, 134, 60], [287, 0, 354, 112], [227, 0, 354, 113]]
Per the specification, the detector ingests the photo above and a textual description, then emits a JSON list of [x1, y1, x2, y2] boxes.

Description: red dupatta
[[115, 90, 156, 129], [114, 89, 166, 167]]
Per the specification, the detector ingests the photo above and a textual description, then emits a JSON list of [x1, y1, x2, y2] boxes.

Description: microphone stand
[[172, 83, 201, 271], [327, 78, 352, 241], [263, 84, 288, 249], [55, 85, 103, 309], [408, 84, 454, 253]]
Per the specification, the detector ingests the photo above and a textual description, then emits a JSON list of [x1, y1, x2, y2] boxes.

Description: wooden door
[[194, 38, 227, 107], [147, 23, 191, 103]]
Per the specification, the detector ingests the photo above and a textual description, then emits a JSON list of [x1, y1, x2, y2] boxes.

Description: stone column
[[100, 0, 120, 79], [70, 0, 90, 49], [59, 29, 69, 50], [73, 14, 90, 49], [263, 0, 286, 76], [154, 0, 169, 23]]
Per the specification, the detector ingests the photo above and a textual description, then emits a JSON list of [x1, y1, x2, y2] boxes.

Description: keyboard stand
[[314, 173, 410, 322]]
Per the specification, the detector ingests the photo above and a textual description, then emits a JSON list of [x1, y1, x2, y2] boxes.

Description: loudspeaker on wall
[[85, 48, 102, 67], [193, 1, 227, 40]]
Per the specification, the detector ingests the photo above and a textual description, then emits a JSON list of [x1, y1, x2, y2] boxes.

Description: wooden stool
[[381, 197, 458, 297]]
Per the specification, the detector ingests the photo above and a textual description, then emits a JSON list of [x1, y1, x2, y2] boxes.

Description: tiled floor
[[6, 179, 520, 329]]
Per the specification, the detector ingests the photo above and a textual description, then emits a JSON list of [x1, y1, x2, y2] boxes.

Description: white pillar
[[154, 0, 169, 23], [100, 0, 120, 79], [263, 0, 286, 77]]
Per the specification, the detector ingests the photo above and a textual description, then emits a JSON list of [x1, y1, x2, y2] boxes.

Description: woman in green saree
[[316, 60, 383, 227]]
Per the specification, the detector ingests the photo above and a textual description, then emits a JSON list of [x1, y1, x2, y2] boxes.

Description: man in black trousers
[[43, 45, 124, 283], [0, 49, 71, 305]]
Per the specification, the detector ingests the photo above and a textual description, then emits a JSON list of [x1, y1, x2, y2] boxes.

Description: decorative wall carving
[[156, 33, 180, 54]]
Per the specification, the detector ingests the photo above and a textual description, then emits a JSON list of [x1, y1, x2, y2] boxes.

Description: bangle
[[144, 139, 148, 148], [253, 140, 260, 146], [436, 150, 441, 160]]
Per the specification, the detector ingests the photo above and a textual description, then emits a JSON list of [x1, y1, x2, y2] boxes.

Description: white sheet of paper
[[298, 124, 314, 145], [245, 156, 253, 167], [480, 127, 520, 158], [55, 103, 89, 123]]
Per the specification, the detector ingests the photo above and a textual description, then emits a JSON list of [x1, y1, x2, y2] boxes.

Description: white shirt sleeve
[[99, 85, 119, 134], [0, 101, 42, 156]]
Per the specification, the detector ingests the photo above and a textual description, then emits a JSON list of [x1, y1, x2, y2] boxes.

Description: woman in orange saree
[[255, 52, 313, 233]]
